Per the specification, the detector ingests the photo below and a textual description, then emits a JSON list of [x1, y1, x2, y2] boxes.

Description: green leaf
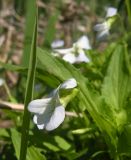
[[22, 0, 37, 67], [0, 129, 9, 137], [19, 2, 37, 160], [0, 62, 26, 71], [100, 43, 131, 156], [54, 136, 71, 151], [37, 48, 73, 80], [11, 128, 20, 159], [11, 129, 46, 160], [118, 124, 131, 156], [43, 142, 60, 152], [102, 44, 131, 111], [27, 146, 46, 160], [65, 148, 88, 160], [72, 128, 92, 134]]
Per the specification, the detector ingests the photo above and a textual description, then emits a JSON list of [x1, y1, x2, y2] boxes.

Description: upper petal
[[51, 40, 64, 48], [54, 48, 73, 55], [106, 7, 117, 18], [75, 35, 91, 50], [28, 98, 52, 114], [45, 106, 65, 131], [60, 78, 77, 89]]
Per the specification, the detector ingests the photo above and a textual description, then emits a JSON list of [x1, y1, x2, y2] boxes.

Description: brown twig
[[0, 100, 82, 117]]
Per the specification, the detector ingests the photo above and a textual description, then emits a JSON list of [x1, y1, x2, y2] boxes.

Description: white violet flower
[[94, 22, 110, 40], [28, 78, 77, 131], [53, 35, 91, 64], [94, 6, 117, 40], [106, 7, 117, 18]]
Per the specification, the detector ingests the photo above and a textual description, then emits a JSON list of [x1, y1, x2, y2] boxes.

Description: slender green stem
[[4, 83, 17, 103], [19, 4, 37, 160], [125, 0, 131, 25]]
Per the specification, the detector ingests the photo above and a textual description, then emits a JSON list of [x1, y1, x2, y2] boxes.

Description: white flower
[[73, 35, 91, 50], [94, 22, 110, 40], [28, 78, 77, 131], [94, 7, 117, 40], [51, 40, 64, 49], [106, 7, 117, 18], [53, 35, 91, 64]]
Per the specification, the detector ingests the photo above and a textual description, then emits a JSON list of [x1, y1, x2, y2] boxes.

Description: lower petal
[[45, 106, 65, 131], [37, 124, 45, 130], [33, 115, 45, 130], [63, 53, 76, 64]]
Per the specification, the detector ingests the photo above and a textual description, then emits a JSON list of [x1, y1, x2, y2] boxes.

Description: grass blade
[[22, 0, 37, 67], [19, 2, 37, 160]]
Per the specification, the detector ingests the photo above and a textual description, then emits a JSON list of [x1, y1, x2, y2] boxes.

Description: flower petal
[[37, 124, 45, 129], [45, 106, 65, 131], [31, 95, 61, 128], [106, 7, 117, 18], [33, 115, 38, 124], [97, 29, 109, 40], [76, 50, 90, 63], [94, 22, 109, 32], [28, 98, 52, 114], [60, 78, 77, 89], [33, 115, 45, 129], [63, 53, 76, 64], [54, 48, 73, 55], [51, 40, 64, 48], [75, 35, 91, 50]]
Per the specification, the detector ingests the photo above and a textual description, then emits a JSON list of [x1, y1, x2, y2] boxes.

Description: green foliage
[[36, 42, 131, 159], [1, 0, 131, 160]]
